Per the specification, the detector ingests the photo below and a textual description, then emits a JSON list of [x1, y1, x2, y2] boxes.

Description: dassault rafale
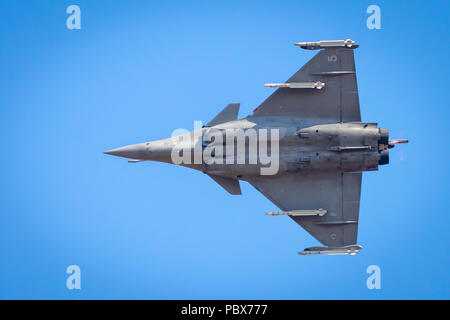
[[105, 39, 407, 255]]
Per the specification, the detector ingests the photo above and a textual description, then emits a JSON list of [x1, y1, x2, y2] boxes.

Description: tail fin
[[206, 103, 240, 127]]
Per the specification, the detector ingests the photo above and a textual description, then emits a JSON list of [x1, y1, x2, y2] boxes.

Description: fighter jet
[[105, 39, 407, 255]]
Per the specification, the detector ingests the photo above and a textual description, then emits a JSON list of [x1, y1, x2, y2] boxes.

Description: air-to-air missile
[[298, 245, 363, 256], [294, 39, 358, 50]]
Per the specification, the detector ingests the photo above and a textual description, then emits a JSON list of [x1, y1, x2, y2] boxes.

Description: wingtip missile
[[295, 39, 358, 50], [298, 245, 363, 256]]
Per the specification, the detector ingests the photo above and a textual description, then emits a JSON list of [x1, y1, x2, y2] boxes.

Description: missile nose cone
[[103, 143, 147, 160]]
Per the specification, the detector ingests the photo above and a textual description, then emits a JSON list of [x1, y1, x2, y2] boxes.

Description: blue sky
[[0, 0, 449, 299]]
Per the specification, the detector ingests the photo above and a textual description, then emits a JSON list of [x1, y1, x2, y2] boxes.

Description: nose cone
[[104, 143, 147, 160]]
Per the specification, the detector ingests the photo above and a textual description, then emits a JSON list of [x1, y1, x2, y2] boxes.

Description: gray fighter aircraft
[[105, 39, 407, 255]]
